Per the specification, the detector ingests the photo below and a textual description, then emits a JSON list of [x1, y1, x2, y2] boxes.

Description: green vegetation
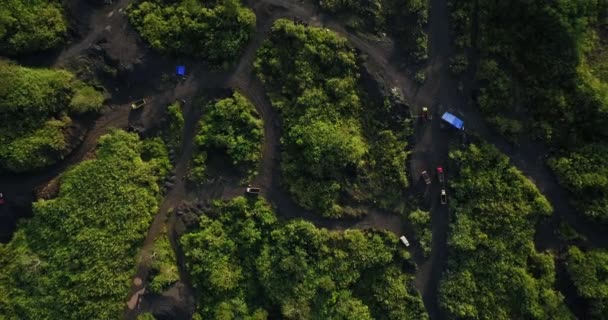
[[0, 0, 67, 55], [0, 60, 104, 173], [318, 0, 428, 63], [166, 102, 185, 149], [188, 92, 263, 183], [0, 130, 168, 319], [408, 209, 431, 257], [128, 0, 256, 67], [181, 196, 428, 319], [147, 228, 179, 294], [566, 246, 608, 318], [137, 313, 157, 320], [255, 19, 411, 217], [549, 144, 608, 222], [439, 143, 571, 319], [450, 0, 607, 144], [449, 0, 608, 223]]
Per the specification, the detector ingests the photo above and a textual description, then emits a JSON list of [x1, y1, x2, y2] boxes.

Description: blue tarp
[[441, 112, 464, 130], [176, 65, 186, 76]]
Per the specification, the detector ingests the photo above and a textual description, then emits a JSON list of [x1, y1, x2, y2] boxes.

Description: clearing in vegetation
[[0, 60, 104, 173], [128, 0, 256, 68], [181, 196, 428, 320], [188, 91, 264, 184], [439, 143, 571, 319], [255, 19, 411, 218], [0, 130, 170, 319]]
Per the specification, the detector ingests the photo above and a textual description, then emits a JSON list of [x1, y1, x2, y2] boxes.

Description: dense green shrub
[[549, 144, 608, 222], [166, 102, 185, 149], [439, 143, 571, 319], [128, 0, 256, 67], [0, 130, 168, 319], [189, 92, 263, 183], [0, 61, 104, 172], [408, 209, 431, 257], [450, 0, 608, 225], [0, 0, 67, 55], [256, 20, 411, 217], [566, 246, 608, 318], [181, 196, 428, 319], [147, 229, 179, 294]]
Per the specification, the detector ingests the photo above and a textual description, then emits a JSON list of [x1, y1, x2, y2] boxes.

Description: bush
[[166, 102, 185, 149], [439, 143, 570, 319], [69, 82, 105, 114], [148, 229, 179, 294], [0, 0, 67, 55], [408, 209, 431, 257], [181, 197, 428, 319], [0, 60, 104, 172], [0, 130, 168, 319], [0, 116, 71, 172], [189, 92, 263, 183], [128, 0, 256, 67], [549, 143, 608, 222], [256, 20, 411, 217], [566, 246, 608, 318]]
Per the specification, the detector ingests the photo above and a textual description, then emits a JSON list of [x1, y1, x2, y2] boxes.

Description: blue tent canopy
[[176, 65, 186, 76], [441, 112, 464, 130]]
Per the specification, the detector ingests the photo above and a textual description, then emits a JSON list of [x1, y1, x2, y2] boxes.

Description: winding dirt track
[[0, 0, 605, 319]]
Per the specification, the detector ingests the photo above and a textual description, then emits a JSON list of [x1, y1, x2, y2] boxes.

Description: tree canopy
[[255, 19, 411, 217], [439, 143, 571, 319], [128, 0, 256, 67], [0, 0, 67, 55], [0, 60, 104, 173], [189, 91, 263, 183], [449, 0, 608, 224], [566, 246, 608, 318], [181, 196, 428, 319], [0, 130, 169, 319], [549, 143, 608, 222]]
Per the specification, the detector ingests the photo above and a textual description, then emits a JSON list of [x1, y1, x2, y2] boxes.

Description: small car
[[0, 192, 4, 205], [437, 167, 445, 183], [246, 187, 261, 195], [131, 99, 146, 110], [400, 235, 410, 247], [421, 171, 431, 185], [440, 189, 447, 204]]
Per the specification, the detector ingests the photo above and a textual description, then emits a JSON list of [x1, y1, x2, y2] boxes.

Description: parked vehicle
[[246, 187, 261, 194], [421, 171, 431, 185], [437, 167, 445, 183], [0, 193, 4, 205], [400, 235, 410, 247], [131, 99, 146, 110], [440, 189, 447, 204], [422, 107, 432, 120]]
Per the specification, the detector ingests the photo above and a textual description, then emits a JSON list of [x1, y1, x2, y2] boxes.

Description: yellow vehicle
[[131, 98, 146, 110]]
